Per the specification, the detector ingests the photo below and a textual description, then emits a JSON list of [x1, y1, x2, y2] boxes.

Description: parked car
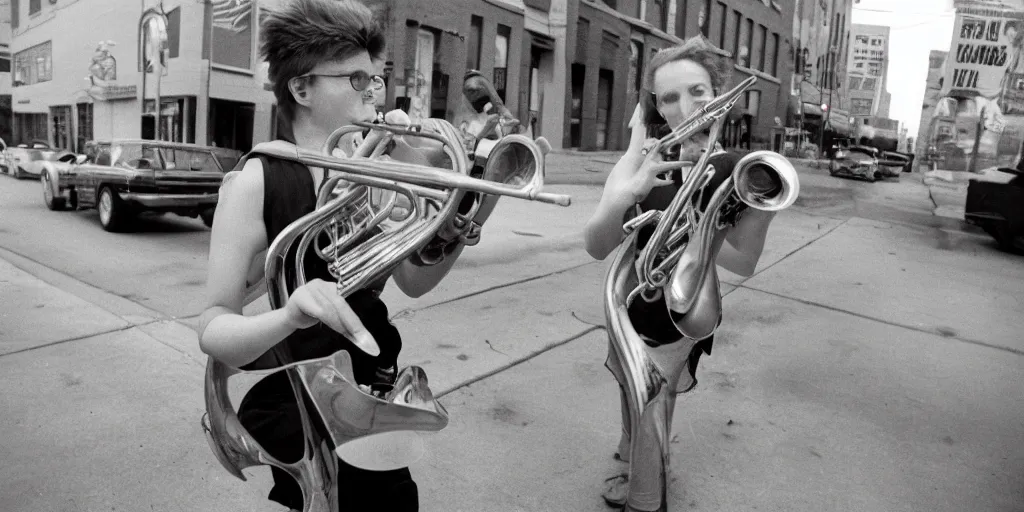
[[829, 145, 883, 182], [5, 141, 54, 179], [42, 139, 242, 232], [964, 166, 1024, 253]]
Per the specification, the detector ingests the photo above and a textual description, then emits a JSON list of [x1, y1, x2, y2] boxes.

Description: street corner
[[683, 287, 1024, 512], [410, 329, 626, 512], [739, 216, 1024, 352], [0, 326, 276, 512], [394, 262, 608, 396], [0, 254, 129, 355]]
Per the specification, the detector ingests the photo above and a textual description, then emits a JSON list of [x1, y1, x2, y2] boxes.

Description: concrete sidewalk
[[3, 185, 1024, 511]]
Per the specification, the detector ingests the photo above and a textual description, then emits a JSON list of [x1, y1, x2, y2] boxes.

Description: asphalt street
[[1, 157, 1022, 512]]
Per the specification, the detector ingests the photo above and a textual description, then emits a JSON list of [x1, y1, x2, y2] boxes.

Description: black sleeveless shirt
[[240, 153, 402, 385]]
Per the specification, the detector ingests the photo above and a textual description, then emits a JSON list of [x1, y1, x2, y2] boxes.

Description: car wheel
[[98, 186, 132, 232], [42, 174, 66, 211]]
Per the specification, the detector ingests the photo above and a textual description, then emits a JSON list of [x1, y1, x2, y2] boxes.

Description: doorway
[[570, 63, 585, 148], [209, 98, 254, 153], [50, 105, 72, 150], [528, 46, 549, 138]]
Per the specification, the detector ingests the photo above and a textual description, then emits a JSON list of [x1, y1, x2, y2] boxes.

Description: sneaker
[[602, 473, 629, 508]]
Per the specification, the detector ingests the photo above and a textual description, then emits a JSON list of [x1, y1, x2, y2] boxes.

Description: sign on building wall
[[932, 1, 1024, 170], [87, 41, 138, 102], [212, 0, 254, 71]]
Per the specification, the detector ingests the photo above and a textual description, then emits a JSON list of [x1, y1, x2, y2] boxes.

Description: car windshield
[[112, 145, 160, 169], [26, 149, 46, 161], [46, 151, 75, 162], [846, 150, 875, 164], [161, 148, 221, 172]]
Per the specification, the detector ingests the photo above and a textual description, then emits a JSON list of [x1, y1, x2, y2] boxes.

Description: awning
[[802, 102, 823, 117]]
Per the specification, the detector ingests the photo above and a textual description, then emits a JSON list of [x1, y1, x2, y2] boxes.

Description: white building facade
[[10, 0, 284, 153], [846, 23, 890, 121]]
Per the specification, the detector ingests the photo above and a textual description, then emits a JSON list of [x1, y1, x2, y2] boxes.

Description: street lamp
[[139, 8, 169, 140], [818, 46, 838, 159]]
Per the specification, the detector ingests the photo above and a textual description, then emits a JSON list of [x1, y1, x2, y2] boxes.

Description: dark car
[[43, 139, 242, 232], [964, 166, 1024, 253]]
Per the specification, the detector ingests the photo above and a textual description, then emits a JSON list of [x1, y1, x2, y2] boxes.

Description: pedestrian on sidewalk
[[196, 1, 477, 510], [583, 36, 780, 512]]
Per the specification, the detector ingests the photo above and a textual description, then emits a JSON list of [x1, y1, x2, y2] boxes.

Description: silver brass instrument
[[201, 106, 570, 511], [604, 76, 800, 511]]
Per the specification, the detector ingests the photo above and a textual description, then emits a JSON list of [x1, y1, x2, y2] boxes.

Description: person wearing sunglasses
[[198, 0, 463, 510], [584, 36, 780, 511]]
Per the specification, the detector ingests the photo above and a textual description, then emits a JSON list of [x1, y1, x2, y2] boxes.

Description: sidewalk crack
[[388, 261, 599, 320], [437, 325, 604, 398]]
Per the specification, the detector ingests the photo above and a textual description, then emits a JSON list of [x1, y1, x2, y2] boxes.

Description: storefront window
[[144, 97, 196, 143]]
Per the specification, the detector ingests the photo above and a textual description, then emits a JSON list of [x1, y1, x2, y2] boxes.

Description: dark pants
[[240, 370, 419, 511]]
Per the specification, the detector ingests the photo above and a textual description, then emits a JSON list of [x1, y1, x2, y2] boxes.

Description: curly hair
[[640, 36, 733, 130], [260, 0, 386, 125]]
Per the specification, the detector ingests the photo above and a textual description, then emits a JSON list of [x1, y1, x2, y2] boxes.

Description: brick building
[[564, 0, 794, 151], [8, 0, 796, 154]]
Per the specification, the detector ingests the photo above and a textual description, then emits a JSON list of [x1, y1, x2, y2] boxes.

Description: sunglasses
[[294, 70, 385, 92]]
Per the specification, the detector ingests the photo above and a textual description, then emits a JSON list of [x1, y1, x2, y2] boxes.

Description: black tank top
[[240, 153, 402, 385]]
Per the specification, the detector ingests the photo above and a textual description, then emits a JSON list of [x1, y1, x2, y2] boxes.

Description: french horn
[[200, 81, 570, 511], [604, 76, 800, 511]]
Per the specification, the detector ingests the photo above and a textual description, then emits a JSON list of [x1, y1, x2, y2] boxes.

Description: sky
[[851, 0, 957, 140]]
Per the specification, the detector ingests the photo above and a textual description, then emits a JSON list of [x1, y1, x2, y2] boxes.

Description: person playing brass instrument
[[583, 37, 781, 511], [197, 1, 485, 510]]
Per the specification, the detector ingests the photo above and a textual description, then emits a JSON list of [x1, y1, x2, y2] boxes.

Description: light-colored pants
[[606, 336, 698, 511]]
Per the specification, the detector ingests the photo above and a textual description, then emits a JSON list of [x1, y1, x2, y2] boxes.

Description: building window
[[210, 0, 255, 72], [650, 0, 666, 33], [851, 98, 873, 115], [29, 0, 40, 15], [730, 10, 741, 55], [745, 90, 760, 117], [0, 51, 9, 73], [13, 41, 52, 87], [753, 24, 765, 72], [770, 33, 779, 77], [850, 76, 863, 90], [494, 24, 511, 102], [11, 0, 18, 29], [863, 77, 877, 90], [699, 0, 711, 37], [467, 16, 483, 71], [741, 19, 753, 67], [628, 39, 644, 100], [716, 2, 728, 50], [166, 7, 181, 59], [14, 113, 47, 144]]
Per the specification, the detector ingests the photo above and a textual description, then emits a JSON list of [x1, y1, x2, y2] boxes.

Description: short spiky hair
[[260, 0, 386, 122], [640, 36, 732, 130]]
